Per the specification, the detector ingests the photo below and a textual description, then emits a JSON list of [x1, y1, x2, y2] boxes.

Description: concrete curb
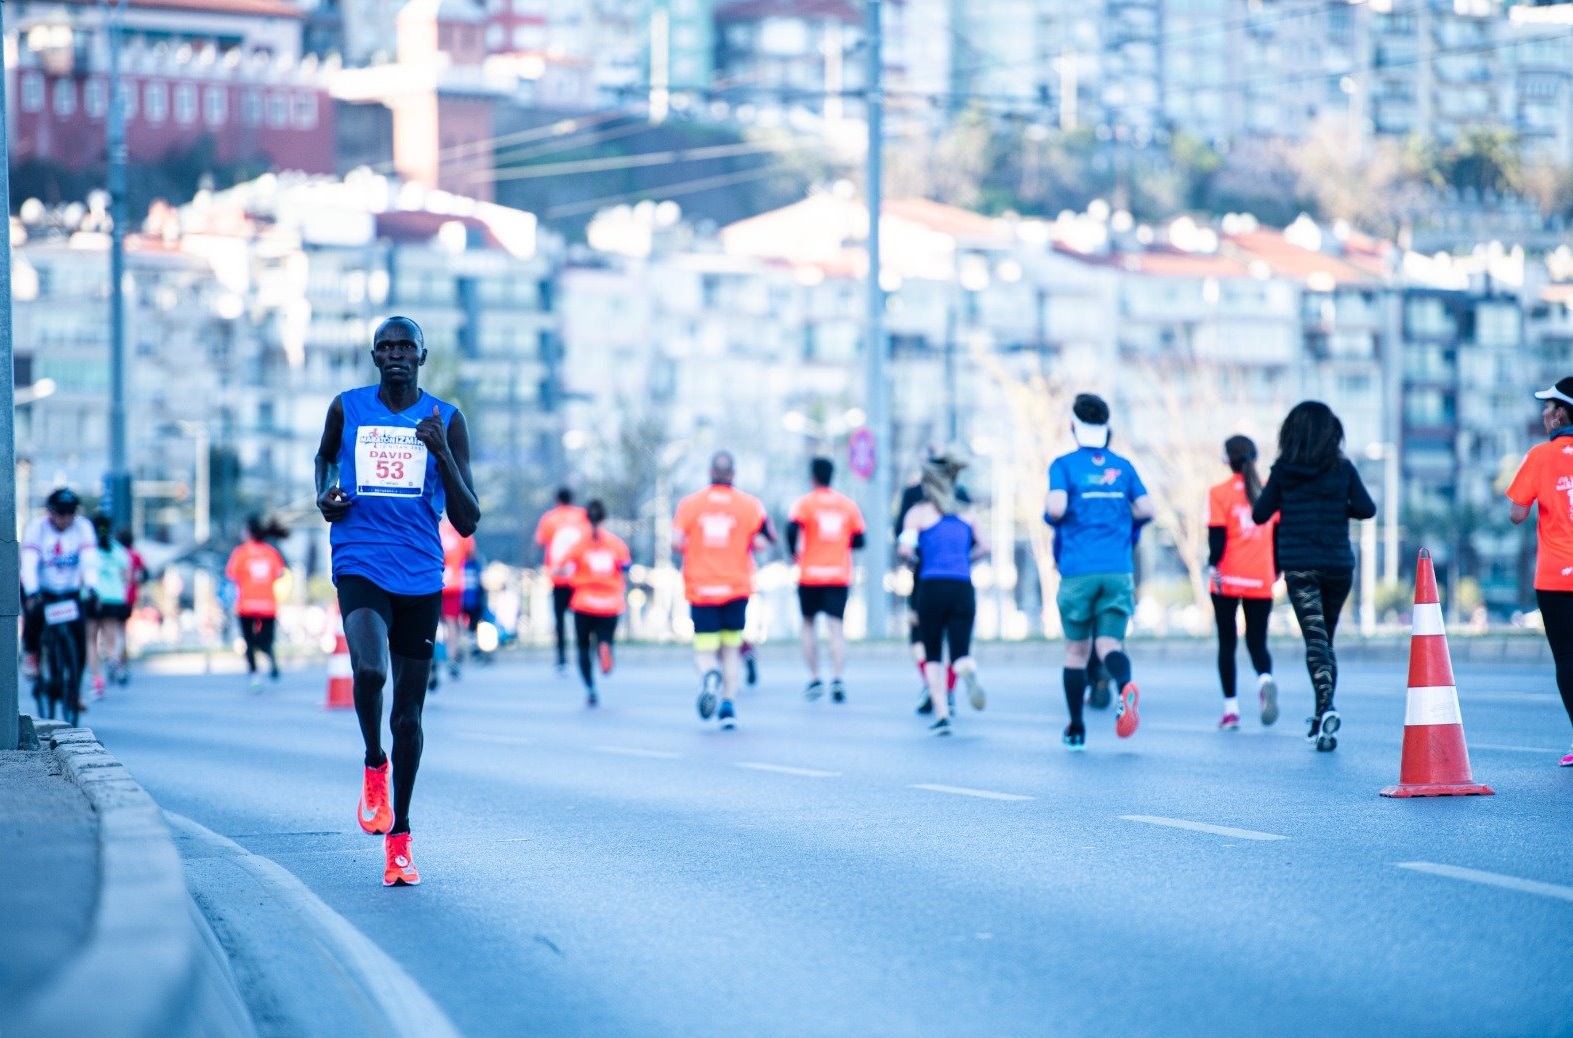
[[14, 722, 256, 1038]]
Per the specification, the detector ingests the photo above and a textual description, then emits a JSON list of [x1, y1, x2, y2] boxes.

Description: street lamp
[[970, 435, 1017, 640], [780, 407, 867, 451], [176, 420, 212, 638], [1362, 441, 1400, 635]]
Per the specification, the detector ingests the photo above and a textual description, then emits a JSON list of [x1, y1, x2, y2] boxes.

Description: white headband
[[1072, 416, 1109, 449]]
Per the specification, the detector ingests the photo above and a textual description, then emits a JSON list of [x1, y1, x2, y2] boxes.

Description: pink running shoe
[[1218, 710, 1240, 731], [1115, 682, 1140, 738], [1558, 749, 1573, 768]]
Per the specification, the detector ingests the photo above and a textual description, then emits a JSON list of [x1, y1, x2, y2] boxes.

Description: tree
[[1427, 125, 1522, 197], [1292, 118, 1435, 239]]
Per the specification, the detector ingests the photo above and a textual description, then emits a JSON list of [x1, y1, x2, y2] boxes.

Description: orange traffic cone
[[324, 613, 354, 710], [1380, 549, 1494, 798]]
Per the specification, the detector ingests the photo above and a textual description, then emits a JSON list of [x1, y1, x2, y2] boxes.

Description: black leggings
[[239, 615, 277, 673], [1537, 590, 1573, 729], [917, 579, 975, 664], [552, 586, 573, 665], [1211, 595, 1273, 700], [574, 611, 617, 690], [1284, 570, 1353, 714]]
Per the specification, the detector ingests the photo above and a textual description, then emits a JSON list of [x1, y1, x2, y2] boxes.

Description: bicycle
[[32, 593, 84, 727]]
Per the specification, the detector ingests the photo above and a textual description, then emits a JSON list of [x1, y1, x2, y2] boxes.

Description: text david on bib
[[356, 425, 428, 497]]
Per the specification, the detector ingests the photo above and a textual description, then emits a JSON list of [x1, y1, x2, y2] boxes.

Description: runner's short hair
[[811, 457, 834, 486], [556, 487, 573, 505], [1072, 393, 1110, 426]]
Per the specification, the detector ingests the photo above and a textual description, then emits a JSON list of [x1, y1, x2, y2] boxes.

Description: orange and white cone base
[[1380, 550, 1493, 798], [325, 616, 354, 710]]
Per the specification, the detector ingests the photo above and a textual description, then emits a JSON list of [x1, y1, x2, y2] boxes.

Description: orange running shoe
[[598, 641, 614, 676], [358, 761, 392, 835], [383, 831, 420, 886], [1115, 682, 1141, 739]]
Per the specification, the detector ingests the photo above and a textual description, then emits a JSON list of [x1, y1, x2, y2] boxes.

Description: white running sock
[[1223, 696, 1239, 715]]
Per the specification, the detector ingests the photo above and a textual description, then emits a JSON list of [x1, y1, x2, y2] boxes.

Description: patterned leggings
[[1284, 570, 1353, 715]]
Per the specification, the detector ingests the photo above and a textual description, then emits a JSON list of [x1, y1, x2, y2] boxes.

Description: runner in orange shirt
[[1507, 376, 1573, 765], [787, 457, 866, 703], [433, 516, 475, 691], [1206, 436, 1279, 731], [673, 451, 773, 729], [558, 500, 630, 707], [225, 516, 287, 692], [535, 488, 590, 674]]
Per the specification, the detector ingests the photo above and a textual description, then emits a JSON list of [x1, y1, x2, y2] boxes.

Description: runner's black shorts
[[336, 575, 442, 660], [691, 597, 748, 634], [798, 584, 850, 621], [86, 599, 131, 622]]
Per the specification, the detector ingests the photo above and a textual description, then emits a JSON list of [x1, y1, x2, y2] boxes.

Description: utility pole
[[863, 0, 890, 640], [1, 5, 20, 749], [107, 0, 133, 531]]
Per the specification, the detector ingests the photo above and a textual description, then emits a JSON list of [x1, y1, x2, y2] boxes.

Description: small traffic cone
[[324, 613, 354, 710], [1380, 549, 1494, 798]]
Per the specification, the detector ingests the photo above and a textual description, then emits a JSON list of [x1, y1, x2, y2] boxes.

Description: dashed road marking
[[592, 745, 684, 760], [1395, 862, 1573, 903], [1120, 815, 1287, 841], [736, 762, 841, 778], [911, 783, 1034, 802]]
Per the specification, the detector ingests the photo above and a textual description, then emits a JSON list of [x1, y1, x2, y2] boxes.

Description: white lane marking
[[911, 783, 1034, 802], [591, 745, 684, 760], [166, 813, 463, 1038], [736, 762, 842, 778], [453, 731, 533, 747], [1120, 815, 1287, 842], [1395, 862, 1573, 903], [1470, 742, 1565, 755]]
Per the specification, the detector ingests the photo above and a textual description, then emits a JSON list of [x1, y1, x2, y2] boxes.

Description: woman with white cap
[[898, 447, 990, 736], [1506, 376, 1573, 767]]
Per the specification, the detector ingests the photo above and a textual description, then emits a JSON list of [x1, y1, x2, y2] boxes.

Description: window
[[85, 79, 107, 118], [267, 92, 288, 127], [292, 92, 318, 129], [1405, 296, 1455, 338], [243, 90, 263, 126], [174, 82, 197, 123], [21, 73, 44, 113], [52, 79, 75, 117], [145, 81, 168, 122], [203, 86, 226, 126], [121, 80, 137, 120]]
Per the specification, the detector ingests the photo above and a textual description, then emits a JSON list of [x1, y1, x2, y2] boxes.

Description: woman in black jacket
[[1252, 401, 1377, 751]]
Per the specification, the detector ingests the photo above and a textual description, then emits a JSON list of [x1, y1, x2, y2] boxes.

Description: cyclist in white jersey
[[21, 488, 97, 701]]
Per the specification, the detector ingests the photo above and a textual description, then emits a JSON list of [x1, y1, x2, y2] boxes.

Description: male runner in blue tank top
[[1045, 393, 1153, 750], [315, 315, 480, 886]]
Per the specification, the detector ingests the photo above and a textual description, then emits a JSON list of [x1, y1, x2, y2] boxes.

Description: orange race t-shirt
[[1507, 436, 1573, 592], [1207, 475, 1277, 599], [563, 531, 632, 617], [225, 541, 286, 618], [440, 519, 474, 595], [535, 505, 590, 588], [789, 487, 865, 587], [674, 484, 768, 606]]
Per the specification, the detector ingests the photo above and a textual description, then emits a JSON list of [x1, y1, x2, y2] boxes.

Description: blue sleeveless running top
[[918, 515, 973, 582], [330, 385, 458, 595]]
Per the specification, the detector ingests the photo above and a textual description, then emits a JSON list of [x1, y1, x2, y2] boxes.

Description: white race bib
[[355, 425, 428, 498], [44, 599, 80, 624]]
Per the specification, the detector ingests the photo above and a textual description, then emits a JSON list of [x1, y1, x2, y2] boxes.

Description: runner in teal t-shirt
[[1044, 394, 1154, 751]]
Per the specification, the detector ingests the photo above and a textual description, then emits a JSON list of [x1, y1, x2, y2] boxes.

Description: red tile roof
[[1222, 229, 1383, 286], [52, 0, 302, 17]]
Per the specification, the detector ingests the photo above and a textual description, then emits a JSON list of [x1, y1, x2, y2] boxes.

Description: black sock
[[1063, 668, 1087, 728], [1104, 651, 1132, 690]]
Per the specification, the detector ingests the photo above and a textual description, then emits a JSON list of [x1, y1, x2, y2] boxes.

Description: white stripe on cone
[[328, 656, 353, 679], [1404, 685, 1464, 727], [1411, 602, 1445, 637]]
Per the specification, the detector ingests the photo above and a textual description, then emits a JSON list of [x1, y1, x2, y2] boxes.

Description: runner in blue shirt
[[1045, 393, 1154, 750], [315, 316, 480, 887]]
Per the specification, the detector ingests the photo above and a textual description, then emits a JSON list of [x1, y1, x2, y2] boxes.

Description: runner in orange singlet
[[559, 500, 631, 707], [673, 451, 773, 730], [787, 457, 865, 703], [225, 516, 287, 692], [433, 516, 474, 690], [1205, 436, 1279, 730], [535, 488, 590, 674]]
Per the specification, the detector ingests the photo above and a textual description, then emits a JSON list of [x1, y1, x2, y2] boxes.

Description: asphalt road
[[82, 643, 1573, 1038]]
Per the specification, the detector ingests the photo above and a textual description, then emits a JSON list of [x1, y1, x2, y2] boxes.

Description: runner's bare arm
[[314, 396, 352, 522], [966, 511, 991, 561], [420, 407, 481, 537], [1044, 489, 1068, 522], [1510, 502, 1532, 525], [1130, 494, 1154, 522]]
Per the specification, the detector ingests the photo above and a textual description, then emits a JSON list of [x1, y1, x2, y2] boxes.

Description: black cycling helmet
[[45, 488, 81, 514]]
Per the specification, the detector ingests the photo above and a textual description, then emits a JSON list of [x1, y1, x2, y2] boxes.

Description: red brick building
[[6, 0, 334, 174]]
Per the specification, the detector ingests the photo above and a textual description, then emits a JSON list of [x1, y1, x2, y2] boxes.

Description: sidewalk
[[0, 718, 255, 1038]]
